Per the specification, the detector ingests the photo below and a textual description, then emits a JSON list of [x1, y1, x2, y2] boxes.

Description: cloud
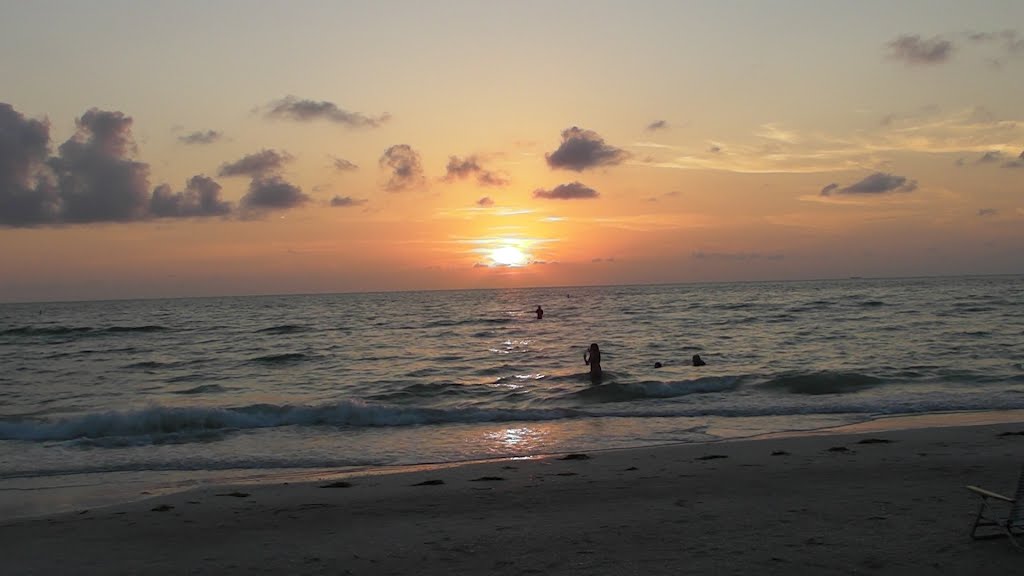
[[545, 127, 630, 171], [49, 108, 151, 223], [379, 144, 425, 192], [265, 96, 390, 128], [442, 155, 509, 186], [177, 130, 222, 145], [241, 175, 310, 211], [1, 104, 237, 226], [968, 29, 1024, 60], [977, 208, 998, 217], [329, 195, 367, 207], [476, 197, 493, 207], [150, 175, 232, 218], [332, 157, 358, 172], [1004, 150, 1024, 168], [218, 149, 292, 177], [533, 181, 599, 200], [977, 151, 1004, 163], [820, 172, 918, 196], [887, 34, 954, 65], [646, 120, 668, 132], [0, 103, 57, 226]]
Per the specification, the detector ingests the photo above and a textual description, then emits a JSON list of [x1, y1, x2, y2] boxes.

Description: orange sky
[[1, 1, 1022, 302]]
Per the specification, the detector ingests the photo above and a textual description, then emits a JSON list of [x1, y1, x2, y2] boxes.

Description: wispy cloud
[[264, 96, 390, 128], [329, 196, 367, 207], [442, 155, 509, 187], [645, 120, 669, 132], [886, 34, 954, 65], [177, 130, 222, 145], [218, 149, 292, 177], [331, 157, 358, 172], [820, 172, 918, 197], [533, 181, 599, 200]]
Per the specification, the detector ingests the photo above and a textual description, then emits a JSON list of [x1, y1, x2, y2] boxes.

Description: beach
[[4, 413, 1023, 575]]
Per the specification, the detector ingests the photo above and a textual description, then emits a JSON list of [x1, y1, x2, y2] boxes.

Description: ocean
[[2, 275, 1023, 518]]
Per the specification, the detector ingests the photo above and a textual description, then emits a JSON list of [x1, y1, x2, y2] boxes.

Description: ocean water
[[2, 276, 1023, 518]]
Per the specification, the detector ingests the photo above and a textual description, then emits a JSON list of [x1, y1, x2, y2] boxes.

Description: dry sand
[[3, 413, 1023, 575]]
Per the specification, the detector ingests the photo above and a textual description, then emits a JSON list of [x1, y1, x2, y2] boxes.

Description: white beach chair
[[966, 464, 1024, 549]]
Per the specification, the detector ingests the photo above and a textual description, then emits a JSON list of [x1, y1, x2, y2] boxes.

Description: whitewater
[[1, 275, 1022, 518]]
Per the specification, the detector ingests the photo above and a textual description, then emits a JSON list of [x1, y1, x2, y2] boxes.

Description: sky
[[1, 0, 1022, 302]]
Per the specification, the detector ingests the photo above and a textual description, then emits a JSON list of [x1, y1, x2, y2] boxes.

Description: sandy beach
[[3, 413, 1023, 575]]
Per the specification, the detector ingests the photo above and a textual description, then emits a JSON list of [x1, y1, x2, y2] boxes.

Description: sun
[[489, 246, 528, 266]]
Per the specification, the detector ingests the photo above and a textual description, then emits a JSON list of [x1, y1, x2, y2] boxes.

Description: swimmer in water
[[535, 305, 543, 320], [584, 343, 602, 382], [692, 354, 706, 366]]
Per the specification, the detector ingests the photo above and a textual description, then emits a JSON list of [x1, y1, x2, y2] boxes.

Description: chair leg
[[970, 500, 990, 540]]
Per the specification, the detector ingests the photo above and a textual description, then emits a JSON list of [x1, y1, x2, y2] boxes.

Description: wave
[[570, 376, 742, 403], [0, 401, 581, 443], [4, 390, 1024, 446], [248, 352, 309, 364], [0, 325, 167, 337], [759, 371, 883, 395], [256, 324, 310, 335], [423, 317, 515, 329], [173, 384, 228, 395]]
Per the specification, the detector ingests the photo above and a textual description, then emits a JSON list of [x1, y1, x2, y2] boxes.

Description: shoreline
[[3, 410, 1023, 574], [3, 408, 1023, 524]]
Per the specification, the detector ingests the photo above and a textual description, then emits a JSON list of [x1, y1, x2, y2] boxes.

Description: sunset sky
[[2, 0, 1022, 302]]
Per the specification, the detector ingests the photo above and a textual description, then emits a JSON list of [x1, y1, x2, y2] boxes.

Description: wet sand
[[3, 414, 1023, 575]]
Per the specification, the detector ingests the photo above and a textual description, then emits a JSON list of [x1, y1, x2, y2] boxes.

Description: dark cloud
[[476, 196, 493, 207], [887, 34, 954, 65], [218, 149, 292, 177], [708, 145, 721, 153], [178, 130, 222, 145], [977, 208, 998, 217], [1, 104, 238, 226], [0, 103, 57, 226], [545, 127, 630, 171], [150, 175, 232, 218], [49, 108, 151, 223], [533, 181, 599, 200], [241, 175, 310, 211], [329, 196, 367, 207], [332, 157, 358, 172], [442, 155, 509, 187], [821, 172, 918, 196], [265, 96, 390, 128], [977, 151, 1004, 163], [379, 144, 425, 192], [646, 120, 668, 132]]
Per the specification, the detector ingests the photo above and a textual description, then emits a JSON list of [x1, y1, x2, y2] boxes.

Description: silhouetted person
[[654, 362, 663, 368], [692, 354, 706, 366], [535, 305, 544, 320], [584, 343, 602, 382]]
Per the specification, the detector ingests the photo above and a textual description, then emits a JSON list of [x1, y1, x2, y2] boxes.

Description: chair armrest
[[966, 485, 1014, 502]]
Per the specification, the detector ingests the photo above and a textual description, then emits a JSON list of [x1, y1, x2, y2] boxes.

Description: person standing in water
[[584, 343, 602, 382], [535, 305, 544, 320]]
